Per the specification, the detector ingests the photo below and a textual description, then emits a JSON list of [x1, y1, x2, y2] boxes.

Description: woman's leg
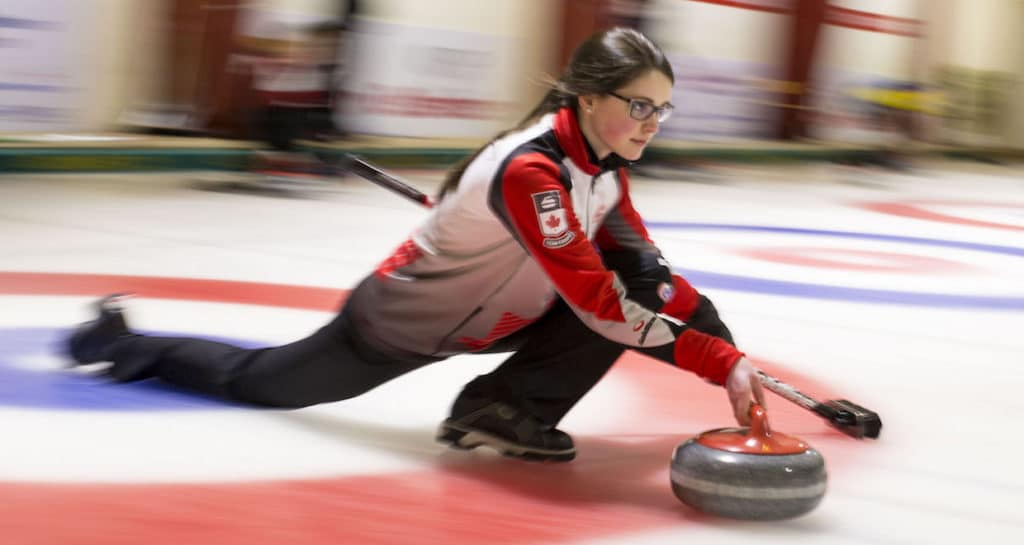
[[69, 301, 425, 408]]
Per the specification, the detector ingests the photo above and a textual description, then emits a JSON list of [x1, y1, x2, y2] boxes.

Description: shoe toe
[[66, 296, 130, 365]]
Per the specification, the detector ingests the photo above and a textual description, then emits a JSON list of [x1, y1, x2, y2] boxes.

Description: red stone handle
[[749, 403, 771, 439], [696, 403, 809, 454]]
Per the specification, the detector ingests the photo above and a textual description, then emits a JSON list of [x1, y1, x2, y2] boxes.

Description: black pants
[[105, 250, 713, 423], [106, 309, 423, 408]]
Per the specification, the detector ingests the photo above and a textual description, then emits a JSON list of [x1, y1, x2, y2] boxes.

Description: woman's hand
[[724, 356, 766, 425]]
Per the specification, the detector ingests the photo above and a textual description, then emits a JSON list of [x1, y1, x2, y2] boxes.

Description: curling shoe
[[437, 401, 576, 462], [67, 294, 132, 365]]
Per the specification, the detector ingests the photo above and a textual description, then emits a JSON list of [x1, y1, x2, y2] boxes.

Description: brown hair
[[437, 27, 674, 199]]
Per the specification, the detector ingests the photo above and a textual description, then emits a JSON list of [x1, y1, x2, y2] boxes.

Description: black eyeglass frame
[[607, 92, 675, 122]]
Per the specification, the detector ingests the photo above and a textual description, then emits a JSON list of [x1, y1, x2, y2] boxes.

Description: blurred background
[[1, 0, 1021, 168], [2, 4, 1023, 543]]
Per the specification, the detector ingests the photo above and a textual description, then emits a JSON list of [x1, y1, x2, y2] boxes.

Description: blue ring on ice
[[647, 222, 1024, 310], [0, 327, 258, 410]]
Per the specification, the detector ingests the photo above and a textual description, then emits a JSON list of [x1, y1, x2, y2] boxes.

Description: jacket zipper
[[584, 174, 599, 236]]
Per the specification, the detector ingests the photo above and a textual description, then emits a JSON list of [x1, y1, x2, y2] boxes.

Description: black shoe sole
[[436, 422, 576, 462]]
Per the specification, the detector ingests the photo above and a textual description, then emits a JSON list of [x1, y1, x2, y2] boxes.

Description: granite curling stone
[[670, 404, 827, 520]]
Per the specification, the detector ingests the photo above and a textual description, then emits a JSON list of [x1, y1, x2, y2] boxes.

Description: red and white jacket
[[346, 107, 741, 384]]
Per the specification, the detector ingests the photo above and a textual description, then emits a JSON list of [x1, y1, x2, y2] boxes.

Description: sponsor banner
[[339, 20, 517, 138], [0, 0, 85, 131]]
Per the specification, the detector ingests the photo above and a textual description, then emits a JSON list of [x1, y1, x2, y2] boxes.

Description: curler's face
[[579, 69, 674, 161]]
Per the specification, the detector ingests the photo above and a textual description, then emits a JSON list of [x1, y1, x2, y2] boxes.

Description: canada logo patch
[[532, 190, 569, 237]]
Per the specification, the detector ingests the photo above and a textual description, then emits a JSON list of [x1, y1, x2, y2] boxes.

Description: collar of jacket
[[553, 107, 632, 176]]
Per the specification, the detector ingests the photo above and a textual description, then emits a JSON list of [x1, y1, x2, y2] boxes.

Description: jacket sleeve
[[492, 154, 741, 383], [596, 168, 703, 322], [594, 167, 659, 254]]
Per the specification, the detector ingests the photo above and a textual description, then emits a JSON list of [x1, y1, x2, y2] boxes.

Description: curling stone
[[670, 404, 827, 520]]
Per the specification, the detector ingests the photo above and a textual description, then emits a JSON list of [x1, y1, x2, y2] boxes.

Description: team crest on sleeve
[[532, 190, 575, 248], [657, 282, 676, 302]]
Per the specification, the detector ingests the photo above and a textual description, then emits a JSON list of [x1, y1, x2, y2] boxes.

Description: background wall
[[86, 0, 164, 131], [934, 0, 1024, 146], [8, 0, 1024, 148]]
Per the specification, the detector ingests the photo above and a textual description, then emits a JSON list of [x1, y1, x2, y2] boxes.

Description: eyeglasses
[[608, 92, 674, 123]]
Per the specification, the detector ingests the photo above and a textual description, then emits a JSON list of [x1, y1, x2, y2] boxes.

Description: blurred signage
[[660, 56, 780, 140], [0, 0, 83, 131], [339, 20, 516, 138]]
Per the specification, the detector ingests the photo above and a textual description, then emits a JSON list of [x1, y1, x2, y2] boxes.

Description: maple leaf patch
[[531, 190, 569, 237]]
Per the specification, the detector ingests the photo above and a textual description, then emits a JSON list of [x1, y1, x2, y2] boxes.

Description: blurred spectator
[[231, 15, 349, 182], [251, 21, 341, 152]]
